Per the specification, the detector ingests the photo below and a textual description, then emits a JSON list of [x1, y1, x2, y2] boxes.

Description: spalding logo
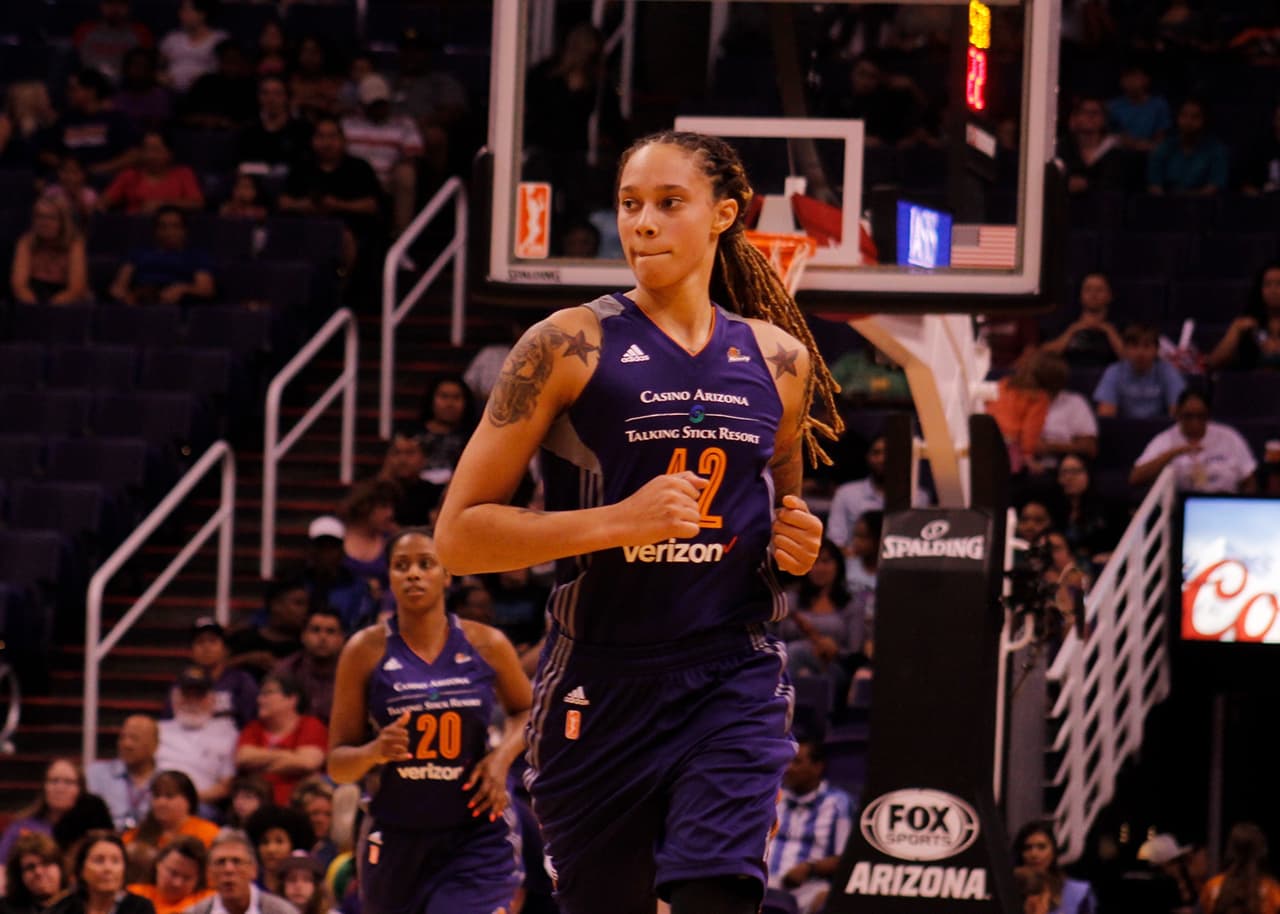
[[860, 788, 981, 862], [920, 520, 950, 540]]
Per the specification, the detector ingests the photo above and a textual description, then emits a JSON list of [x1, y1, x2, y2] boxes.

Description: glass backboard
[[484, 0, 1062, 310]]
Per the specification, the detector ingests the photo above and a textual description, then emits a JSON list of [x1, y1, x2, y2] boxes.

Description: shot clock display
[[966, 1, 990, 113]]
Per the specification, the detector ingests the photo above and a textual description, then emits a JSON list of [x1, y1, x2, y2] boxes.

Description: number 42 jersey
[[541, 293, 789, 645]]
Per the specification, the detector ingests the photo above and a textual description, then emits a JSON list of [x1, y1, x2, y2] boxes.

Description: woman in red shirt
[[101, 130, 203, 214], [234, 673, 328, 806]]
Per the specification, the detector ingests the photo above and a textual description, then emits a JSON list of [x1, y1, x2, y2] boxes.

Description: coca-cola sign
[[1181, 497, 1280, 643]]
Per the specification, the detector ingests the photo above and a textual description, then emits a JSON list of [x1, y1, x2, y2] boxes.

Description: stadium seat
[[138, 348, 232, 397], [1101, 232, 1193, 279], [1067, 366, 1106, 398], [12, 304, 93, 344], [0, 389, 91, 437], [284, 2, 358, 49], [10, 480, 107, 541], [762, 890, 801, 914], [1194, 234, 1280, 279], [260, 217, 345, 266], [47, 344, 138, 391], [0, 170, 37, 214], [1096, 417, 1171, 470], [793, 675, 833, 742], [46, 437, 148, 490], [1067, 229, 1100, 278], [92, 305, 183, 348], [168, 128, 239, 177], [0, 435, 43, 480], [1127, 194, 1219, 233], [187, 212, 256, 262], [0, 529, 69, 591], [1107, 277, 1168, 325], [0, 342, 45, 389], [86, 212, 152, 258], [186, 305, 273, 353], [1220, 195, 1280, 234], [1169, 279, 1252, 324], [91, 392, 196, 449], [217, 261, 312, 309], [1213, 372, 1280, 421]]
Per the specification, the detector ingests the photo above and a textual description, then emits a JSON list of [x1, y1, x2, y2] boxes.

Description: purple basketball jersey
[[541, 293, 787, 644]]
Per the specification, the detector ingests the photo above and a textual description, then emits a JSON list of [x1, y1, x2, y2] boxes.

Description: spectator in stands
[[1014, 821, 1097, 914], [87, 716, 158, 831], [51, 832, 153, 914], [171, 618, 258, 728], [828, 435, 929, 555], [122, 771, 218, 882], [1201, 823, 1280, 914], [100, 130, 204, 214], [1147, 99, 1229, 195], [1043, 273, 1124, 367], [108, 205, 215, 305], [766, 740, 855, 914], [270, 608, 344, 725], [73, 0, 154, 85], [0, 760, 113, 863], [1035, 352, 1099, 467], [463, 322, 522, 404], [279, 116, 382, 273], [244, 807, 313, 897], [825, 55, 932, 148], [237, 76, 312, 182], [1241, 103, 1280, 195], [336, 53, 375, 117], [181, 40, 257, 130], [1107, 61, 1171, 152], [844, 510, 881, 614], [342, 74, 424, 233], [10, 197, 90, 306], [1131, 389, 1257, 492], [159, 0, 227, 94], [448, 584, 495, 624], [393, 31, 469, 183], [1056, 455, 1122, 571], [114, 49, 173, 132], [219, 173, 268, 223], [289, 781, 336, 871], [227, 579, 308, 677], [774, 537, 862, 698], [186, 830, 295, 914], [486, 566, 549, 651], [338, 479, 399, 602], [989, 353, 1053, 474], [296, 517, 375, 633], [2, 833, 66, 914], [525, 22, 625, 165], [126, 838, 213, 914], [44, 157, 99, 231], [1016, 498, 1055, 544], [254, 19, 286, 79], [979, 312, 1039, 372], [155, 666, 239, 810], [288, 36, 341, 120], [1, 83, 56, 169], [1132, 832, 1203, 914], [1013, 866, 1053, 914], [277, 854, 330, 914], [225, 778, 270, 831], [235, 673, 328, 806], [1207, 263, 1280, 370], [378, 428, 439, 527], [37, 69, 139, 180], [417, 373, 477, 487], [1094, 323, 1185, 419], [1060, 95, 1127, 194]]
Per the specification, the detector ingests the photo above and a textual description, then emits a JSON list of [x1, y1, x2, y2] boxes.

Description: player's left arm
[[749, 320, 824, 576], [461, 620, 533, 821]]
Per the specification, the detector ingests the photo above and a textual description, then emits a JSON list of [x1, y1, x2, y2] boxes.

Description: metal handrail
[[261, 308, 358, 580], [380, 177, 468, 440], [0, 660, 19, 754], [84, 441, 236, 768], [1046, 466, 1176, 862]]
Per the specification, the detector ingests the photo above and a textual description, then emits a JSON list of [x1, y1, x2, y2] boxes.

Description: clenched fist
[[612, 471, 709, 546], [772, 494, 823, 575]]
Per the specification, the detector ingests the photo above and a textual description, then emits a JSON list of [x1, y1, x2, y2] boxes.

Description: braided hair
[[616, 130, 844, 466]]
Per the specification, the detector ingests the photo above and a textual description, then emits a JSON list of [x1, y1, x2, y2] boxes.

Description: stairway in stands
[[0, 300, 514, 810]]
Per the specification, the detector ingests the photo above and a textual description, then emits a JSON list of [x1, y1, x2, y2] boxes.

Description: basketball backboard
[[482, 0, 1064, 313]]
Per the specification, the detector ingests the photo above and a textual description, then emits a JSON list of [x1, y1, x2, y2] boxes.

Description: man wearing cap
[[87, 714, 159, 830], [156, 666, 240, 809], [171, 618, 259, 729], [298, 516, 375, 632], [340, 72, 423, 232]]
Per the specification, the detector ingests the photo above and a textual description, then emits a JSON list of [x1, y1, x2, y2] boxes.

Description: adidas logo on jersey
[[620, 344, 650, 363], [563, 686, 590, 706], [382, 657, 404, 671]]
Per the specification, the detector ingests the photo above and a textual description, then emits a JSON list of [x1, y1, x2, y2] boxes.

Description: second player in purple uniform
[[438, 131, 841, 914], [328, 530, 531, 914]]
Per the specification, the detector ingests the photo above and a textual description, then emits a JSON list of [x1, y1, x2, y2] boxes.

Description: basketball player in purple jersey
[[437, 131, 844, 914], [328, 529, 531, 914]]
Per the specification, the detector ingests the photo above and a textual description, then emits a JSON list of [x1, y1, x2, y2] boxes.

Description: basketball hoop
[[745, 230, 818, 297]]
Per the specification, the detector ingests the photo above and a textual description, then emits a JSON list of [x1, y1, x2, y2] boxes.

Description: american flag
[[950, 224, 1018, 269]]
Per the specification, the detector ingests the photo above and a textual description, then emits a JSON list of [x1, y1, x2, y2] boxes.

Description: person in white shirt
[[1131, 389, 1257, 493], [156, 666, 239, 810], [186, 830, 296, 914], [827, 435, 929, 554], [159, 0, 227, 93], [1035, 351, 1099, 469], [340, 74, 423, 232]]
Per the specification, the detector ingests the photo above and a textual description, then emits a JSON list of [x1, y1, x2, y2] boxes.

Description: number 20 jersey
[[540, 293, 788, 645]]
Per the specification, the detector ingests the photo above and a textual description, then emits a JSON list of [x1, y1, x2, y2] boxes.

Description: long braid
[[618, 130, 845, 467]]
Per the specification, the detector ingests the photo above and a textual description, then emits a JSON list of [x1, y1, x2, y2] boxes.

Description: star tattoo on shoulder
[[766, 343, 800, 379], [559, 329, 599, 365]]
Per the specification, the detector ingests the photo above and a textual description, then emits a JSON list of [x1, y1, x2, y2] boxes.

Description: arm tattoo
[[487, 323, 599, 427], [766, 343, 800, 379]]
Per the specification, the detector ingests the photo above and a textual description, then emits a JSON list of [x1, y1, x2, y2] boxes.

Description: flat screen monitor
[[1180, 495, 1280, 644]]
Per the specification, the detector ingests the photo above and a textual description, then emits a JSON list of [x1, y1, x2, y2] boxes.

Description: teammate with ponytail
[[437, 131, 839, 914]]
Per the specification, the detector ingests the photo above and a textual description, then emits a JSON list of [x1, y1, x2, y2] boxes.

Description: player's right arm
[[436, 308, 707, 575], [327, 626, 411, 783]]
